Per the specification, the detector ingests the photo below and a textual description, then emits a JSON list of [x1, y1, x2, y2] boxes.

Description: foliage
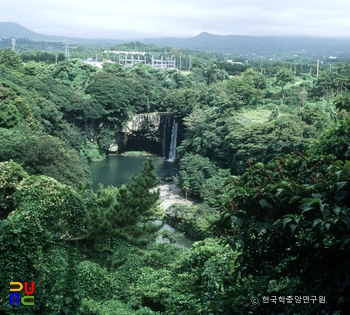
[[177, 105, 228, 166], [166, 203, 219, 239], [50, 59, 97, 92], [97, 125, 116, 152], [0, 102, 21, 128], [1, 48, 350, 315], [177, 153, 219, 197], [13, 175, 86, 239], [0, 127, 90, 188], [0, 81, 39, 128], [224, 115, 316, 174], [332, 62, 350, 95], [0, 160, 28, 219], [189, 62, 229, 85], [299, 100, 337, 130], [80, 140, 105, 161], [20, 50, 65, 64], [0, 48, 23, 71], [227, 68, 266, 108], [163, 88, 197, 118], [0, 64, 21, 83], [80, 298, 154, 315], [77, 260, 116, 300], [85, 159, 161, 250], [25, 75, 88, 124], [86, 71, 149, 128], [311, 115, 350, 160], [333, 93, 350, 113], [274, 67, 294, 99], [82, 239, 183, 313], [0, 172, 86, 314], [215, 120, 350, 313], [200, 168, 230, 207], [166, 238, 243, 314]]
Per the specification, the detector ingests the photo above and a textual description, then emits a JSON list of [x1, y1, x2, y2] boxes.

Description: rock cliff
[[123, 112, 172, 143]]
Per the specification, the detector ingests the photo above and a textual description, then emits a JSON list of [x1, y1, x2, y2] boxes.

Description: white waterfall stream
[[168, 118, 178, 162]]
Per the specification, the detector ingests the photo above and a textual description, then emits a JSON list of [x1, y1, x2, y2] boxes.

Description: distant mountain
[[0, 22, 65, 41], [141, 32, 252, 51], [141, 31, 350, 56], [0, 22, 125, 46], [1, 22, 350, 56]]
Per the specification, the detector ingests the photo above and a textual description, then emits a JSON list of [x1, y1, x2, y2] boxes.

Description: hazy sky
[[2, 0, 350, 39]]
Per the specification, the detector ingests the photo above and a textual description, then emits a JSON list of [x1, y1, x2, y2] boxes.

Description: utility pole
[[316, 60, 320, 77], [11, 38, 16, 51]]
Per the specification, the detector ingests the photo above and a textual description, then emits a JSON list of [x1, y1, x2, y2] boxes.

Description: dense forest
[[0, 45, 350, 314]]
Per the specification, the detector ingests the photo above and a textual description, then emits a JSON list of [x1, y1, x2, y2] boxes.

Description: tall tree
[[274, 67, 294, 99], [0, 48, 22, 71], [85, 159, 160, 249]]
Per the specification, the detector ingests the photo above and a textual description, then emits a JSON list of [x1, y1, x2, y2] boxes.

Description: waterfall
[[162, 115, 168, 159], [168, 118, 178, 162]]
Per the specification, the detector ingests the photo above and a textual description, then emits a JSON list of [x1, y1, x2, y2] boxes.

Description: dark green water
[[88, 155, 194, 248], [156, 222, 195, 248], [89, 155, 176, 191]]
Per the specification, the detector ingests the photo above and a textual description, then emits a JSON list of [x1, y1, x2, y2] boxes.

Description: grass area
[[237, 109, 272, 125], [119, 151, 157, 157], [180, 70, 191, 75]]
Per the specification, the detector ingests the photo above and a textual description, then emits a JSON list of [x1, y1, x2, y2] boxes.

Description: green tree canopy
[[0, 160, 28, 219], [0, 127, 90, 188], [85, 159, 160, 250], [274, 67, 294, 99], [0, 48, 23, 71], [215, 118, 350, 314], [227, 68, 266, 108]]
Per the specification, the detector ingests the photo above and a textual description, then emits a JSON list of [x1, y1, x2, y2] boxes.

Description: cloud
[[1, 0, 350, 38]]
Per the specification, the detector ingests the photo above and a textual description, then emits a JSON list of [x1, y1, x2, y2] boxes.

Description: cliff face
[[124, 113, 162, 142], [107, 112, 176, 155], [123, 113, 172, 143], [86, 112, 176, 154]]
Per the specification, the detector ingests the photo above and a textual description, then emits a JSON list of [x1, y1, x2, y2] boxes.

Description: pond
[[89, 155, 176, 191], [156, 221, 195, 248], [88, 155, 194, 248]]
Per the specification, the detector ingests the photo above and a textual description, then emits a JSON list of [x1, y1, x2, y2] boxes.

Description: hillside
[[142, 31, 350, 55], [1, 22, 350, 56], [0, 22, 65, 41], [0, 22, 125, 46]]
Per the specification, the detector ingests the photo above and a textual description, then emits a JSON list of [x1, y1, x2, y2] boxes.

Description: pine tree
[[86, 159, 160, 249], [115, 159, 160, 227]]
